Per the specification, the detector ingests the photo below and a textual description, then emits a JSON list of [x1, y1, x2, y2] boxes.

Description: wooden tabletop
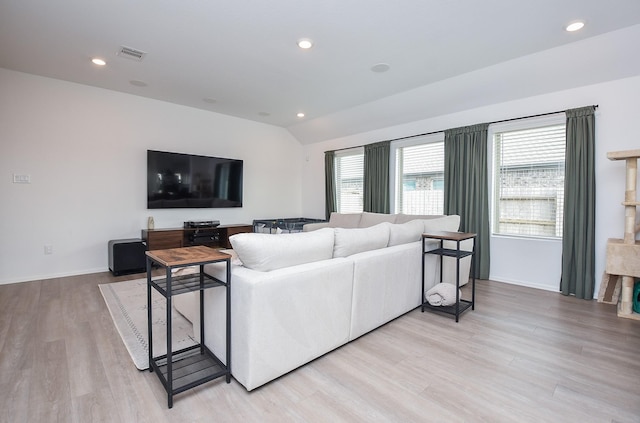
[[607, 149, 640, 160], [422, 231, 476, 241], [146, 245, 231, 267]]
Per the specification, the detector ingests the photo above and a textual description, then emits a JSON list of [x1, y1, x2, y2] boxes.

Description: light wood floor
[[0, 272, 639, 423]]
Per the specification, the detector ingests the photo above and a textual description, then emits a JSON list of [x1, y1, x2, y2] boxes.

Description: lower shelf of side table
[[150, 272, 226, 297], [422, 299, 473, 318], [150, 344, 229, 396]]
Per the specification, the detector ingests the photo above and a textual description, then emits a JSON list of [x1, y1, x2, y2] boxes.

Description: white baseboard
[[0, 266, 108, 285], [488, 276, 560, 292]]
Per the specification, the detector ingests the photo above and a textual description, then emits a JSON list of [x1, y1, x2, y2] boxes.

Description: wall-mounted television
[[147, 150, 243, 209]]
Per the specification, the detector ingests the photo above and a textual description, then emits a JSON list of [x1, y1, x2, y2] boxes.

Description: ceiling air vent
[[117, 46, 147, 61]]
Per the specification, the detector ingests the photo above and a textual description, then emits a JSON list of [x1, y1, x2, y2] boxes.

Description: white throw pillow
[[388, 219, 425, 246], [333, 223, 390, 258], [229, 228, 335, 271]]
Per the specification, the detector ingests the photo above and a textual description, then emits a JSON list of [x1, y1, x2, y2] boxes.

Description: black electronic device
[[184, 220, 220, 228], [186, 228, 220, 245], [108, 239, 146, 276], [147, 150, 243, 209]]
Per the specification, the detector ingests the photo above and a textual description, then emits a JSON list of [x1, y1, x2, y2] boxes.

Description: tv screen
[[147, 150, 243, 209]]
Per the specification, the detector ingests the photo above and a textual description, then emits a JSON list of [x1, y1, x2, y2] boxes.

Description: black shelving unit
[[421, 231, 476, 322], [146, 246, 231, 408], [252, 217, 325, 233]]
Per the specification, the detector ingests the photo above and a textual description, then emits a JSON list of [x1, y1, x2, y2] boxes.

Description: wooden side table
[[146, 246, 231, 408], [421, 231, 476, 322]]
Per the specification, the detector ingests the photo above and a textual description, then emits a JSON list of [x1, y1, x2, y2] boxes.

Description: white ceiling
[[2, 0, 640, 144]]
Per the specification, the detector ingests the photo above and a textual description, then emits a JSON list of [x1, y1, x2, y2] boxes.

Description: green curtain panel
[[560, 106, 596, 299], [363, 141, 391, 213], [444, 124, 490, 279], [324, 151, 336, 220]]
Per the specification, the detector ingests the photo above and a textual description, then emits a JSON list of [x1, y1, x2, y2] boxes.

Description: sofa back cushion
[[422, 215, 461, 233], [229, 228, 335, 271], [333, 223, 390, 258], [388, 219, 425, 246], [359, 212, 398, 227], [328, 212, 362, 228], [395, 213, 444, 224]]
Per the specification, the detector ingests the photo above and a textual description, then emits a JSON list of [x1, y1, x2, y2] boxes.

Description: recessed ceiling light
[[203, 97, 217, 104], [371, 63, 390, 73], [566, 21, 585, 32], [91, 58, 106, 66], [297, 38, 313, 49], [258, 111, 271, 117], [130, 80, 148, 87], [297, 112, 305, 118]]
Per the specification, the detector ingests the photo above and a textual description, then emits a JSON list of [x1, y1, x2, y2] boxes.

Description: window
[[335, 149, 364, 213], [493, 123, 566, 238], [394, 138, 444, 215]]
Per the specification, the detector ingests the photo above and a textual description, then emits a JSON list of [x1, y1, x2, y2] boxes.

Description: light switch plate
[[13, 174, 31, 184]]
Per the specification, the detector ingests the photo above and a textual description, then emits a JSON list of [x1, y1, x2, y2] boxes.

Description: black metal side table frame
[[421, 231, 476, 322], [146, 246, 231, 408]]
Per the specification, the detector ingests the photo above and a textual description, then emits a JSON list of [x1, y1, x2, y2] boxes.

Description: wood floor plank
[[0, 273, 639, 422], [0, 368, 32, 423], [27, 339, 73, 423], [0, 311, 37, 374]]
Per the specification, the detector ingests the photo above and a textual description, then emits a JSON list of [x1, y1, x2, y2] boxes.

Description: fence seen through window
[[493, 124, 566, 238], [396, 141, 444, 215]]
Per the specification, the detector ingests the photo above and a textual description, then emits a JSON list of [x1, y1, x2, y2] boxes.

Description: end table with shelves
[[145, 246, 231, 408], [421, 231, 476, 322]]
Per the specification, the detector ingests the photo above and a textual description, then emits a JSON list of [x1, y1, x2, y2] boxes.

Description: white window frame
[[334, 147, 364, 214], [488, 113, 566, 241], [390, 133, 445, 215]]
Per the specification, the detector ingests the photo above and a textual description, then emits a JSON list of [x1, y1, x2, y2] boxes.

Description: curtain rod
[[326, 105, 598, 153]]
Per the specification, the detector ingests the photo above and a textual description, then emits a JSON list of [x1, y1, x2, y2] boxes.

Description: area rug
[[99, 278, 197, 370]]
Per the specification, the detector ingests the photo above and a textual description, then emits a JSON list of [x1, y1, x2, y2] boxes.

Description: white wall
[[302, 75, 640, 295], [0, 68, 303, 284], [4, 34, 640, 293]]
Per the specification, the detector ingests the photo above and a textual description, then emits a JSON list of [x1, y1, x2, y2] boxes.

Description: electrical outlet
[[13, 174, 31, 184], [44, 245, 53, 255]]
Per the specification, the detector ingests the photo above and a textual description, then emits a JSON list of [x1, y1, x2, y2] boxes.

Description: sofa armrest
[[442, 238, 474, 286], [199, 258, 355, 391]]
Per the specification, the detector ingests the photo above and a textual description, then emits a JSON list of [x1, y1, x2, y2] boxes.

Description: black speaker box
[[108, 238, 147, 276]]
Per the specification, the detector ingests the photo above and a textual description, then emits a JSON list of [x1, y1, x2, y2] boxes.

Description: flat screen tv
[[147, 150, 243, 209]]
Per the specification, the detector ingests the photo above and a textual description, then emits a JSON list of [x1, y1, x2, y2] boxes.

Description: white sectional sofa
[[302, 211, 444, 231], [174, 213, 472, 391]]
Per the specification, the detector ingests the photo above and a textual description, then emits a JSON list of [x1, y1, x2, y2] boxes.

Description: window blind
[[493, 124, 566, 238], [335, 151, 364, 213], [396, 142, 444, 215]]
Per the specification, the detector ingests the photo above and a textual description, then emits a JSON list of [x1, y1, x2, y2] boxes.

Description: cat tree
[[598, 149, 640, 320]]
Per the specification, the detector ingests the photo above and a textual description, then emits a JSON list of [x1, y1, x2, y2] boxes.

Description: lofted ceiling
[[1, 0, 640, 144]]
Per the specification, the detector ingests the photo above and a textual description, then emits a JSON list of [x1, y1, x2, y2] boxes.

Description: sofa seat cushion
[[229, 228, 335, 271], [333, 223, 390, 258]]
